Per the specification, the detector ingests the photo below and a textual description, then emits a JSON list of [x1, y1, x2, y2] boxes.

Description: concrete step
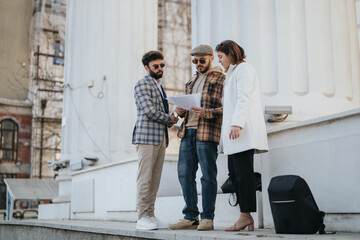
[[1, 220, 359, 240]]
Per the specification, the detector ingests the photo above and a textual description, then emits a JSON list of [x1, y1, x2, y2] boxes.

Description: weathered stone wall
[[158, 0, 192, 156]]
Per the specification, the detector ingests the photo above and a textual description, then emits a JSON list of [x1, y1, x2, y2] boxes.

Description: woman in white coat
[[215, 40, 268, 231]]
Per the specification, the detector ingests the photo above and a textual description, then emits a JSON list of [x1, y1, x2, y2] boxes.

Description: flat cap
[[190, 44, 213, 56]]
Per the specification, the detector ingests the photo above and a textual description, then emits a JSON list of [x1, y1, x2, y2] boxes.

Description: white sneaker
[[151, 216, 169, 229], [136, 216, 158, 230]]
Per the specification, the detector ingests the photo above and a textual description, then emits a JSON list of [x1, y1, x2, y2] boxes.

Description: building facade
[[0, 0, 67, 215], [40, 0, 360, 232]]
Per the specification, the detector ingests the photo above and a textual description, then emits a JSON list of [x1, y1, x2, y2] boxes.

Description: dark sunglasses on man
[[192, 58, 207, 64], [152, 63, 165, 69]]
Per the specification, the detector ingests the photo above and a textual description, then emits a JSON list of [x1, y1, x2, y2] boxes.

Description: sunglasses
[[152, 63, 165, 69], [192, 58, 207, 64]]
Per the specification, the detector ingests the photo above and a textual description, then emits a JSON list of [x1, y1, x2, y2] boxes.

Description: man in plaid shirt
[[133, 51, 178, 230], [169, 45, 225, 231]]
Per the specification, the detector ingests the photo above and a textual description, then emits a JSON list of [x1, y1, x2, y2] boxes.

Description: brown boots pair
[[169, 216, 214, 231]]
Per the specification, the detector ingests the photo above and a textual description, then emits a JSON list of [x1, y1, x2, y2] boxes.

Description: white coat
[[219, 62, 269, 155]]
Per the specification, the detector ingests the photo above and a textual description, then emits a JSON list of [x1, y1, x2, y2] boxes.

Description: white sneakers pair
[[136, 216, 169, 230]]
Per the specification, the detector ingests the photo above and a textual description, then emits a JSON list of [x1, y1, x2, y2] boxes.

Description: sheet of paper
[[167, 93, 201, 110]]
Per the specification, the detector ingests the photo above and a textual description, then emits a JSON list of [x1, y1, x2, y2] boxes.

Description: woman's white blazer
[[220, 62, 269, 155]]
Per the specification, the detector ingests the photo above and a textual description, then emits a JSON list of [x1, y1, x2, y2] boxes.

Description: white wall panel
[[262, 110, 360, 230], [72, 179, 94, 213]]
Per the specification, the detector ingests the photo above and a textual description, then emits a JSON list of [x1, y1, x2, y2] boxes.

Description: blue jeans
[[178, 129, 218, 220]]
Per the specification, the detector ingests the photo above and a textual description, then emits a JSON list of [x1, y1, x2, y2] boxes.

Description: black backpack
[[267, 175, 326, 234]]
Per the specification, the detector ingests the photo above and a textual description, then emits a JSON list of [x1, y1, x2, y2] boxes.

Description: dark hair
[[142, 51, 164, 66], [215, 40, 246, 65]]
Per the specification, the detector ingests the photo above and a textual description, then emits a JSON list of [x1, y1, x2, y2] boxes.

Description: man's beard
[[149, 68, 163, 79], [197, 63, 210, 74]]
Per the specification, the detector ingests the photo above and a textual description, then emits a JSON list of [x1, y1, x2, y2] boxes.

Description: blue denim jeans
[[178, 129, 218, 220]]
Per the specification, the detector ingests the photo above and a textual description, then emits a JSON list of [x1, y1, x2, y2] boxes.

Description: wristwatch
[[204, 113, 207, 119]]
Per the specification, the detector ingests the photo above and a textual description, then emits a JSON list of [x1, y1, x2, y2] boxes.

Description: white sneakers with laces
[[136, 216, 169, 230], [136, 216, 157, 230]]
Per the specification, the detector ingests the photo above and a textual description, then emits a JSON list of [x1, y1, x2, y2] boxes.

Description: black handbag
[[221, 177, 238, 206], [221, 172, 262, 207], [220, 177, 235, 193], [221, 172, 262, 193]]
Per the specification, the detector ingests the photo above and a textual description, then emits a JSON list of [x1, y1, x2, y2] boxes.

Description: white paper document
[[167, 93, 201, 110]]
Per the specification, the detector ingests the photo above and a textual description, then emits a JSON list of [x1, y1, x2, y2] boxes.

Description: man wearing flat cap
[[169, 45, 225, 231]]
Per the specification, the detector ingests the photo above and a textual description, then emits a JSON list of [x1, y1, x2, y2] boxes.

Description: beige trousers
[[136, 138, 166, 219]]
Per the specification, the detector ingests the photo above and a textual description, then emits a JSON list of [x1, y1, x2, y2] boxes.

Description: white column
[[305, 0, 335, 97], [290, 0, 308, 95], [62, 0, 158, 168], [259, 0, 278, 96], [192, 0, 360, 120], [348, 0, 360, 101]]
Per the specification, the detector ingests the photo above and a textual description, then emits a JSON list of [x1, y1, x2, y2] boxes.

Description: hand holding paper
[[167, 93, 201, 110], [175, 107, 186, 116], [190, 107, 205, 118]]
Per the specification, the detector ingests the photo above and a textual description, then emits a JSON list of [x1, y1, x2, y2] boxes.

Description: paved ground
[[1, 219, 360, 240]]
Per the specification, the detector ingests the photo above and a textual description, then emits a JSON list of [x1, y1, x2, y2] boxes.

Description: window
[[0, 119, 19, 161], [53, 40, 65, 65]]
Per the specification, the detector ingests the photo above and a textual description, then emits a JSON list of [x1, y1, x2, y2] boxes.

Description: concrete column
[[62, 0, 158, 168]]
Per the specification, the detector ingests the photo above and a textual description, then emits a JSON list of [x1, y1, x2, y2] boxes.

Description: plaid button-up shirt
[[177, 69, 225, 142]]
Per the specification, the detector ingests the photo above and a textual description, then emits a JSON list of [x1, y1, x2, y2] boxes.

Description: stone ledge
[[0, 97, 32, 107], [71, 156, 178, 176], [267, 107, 360, 134]]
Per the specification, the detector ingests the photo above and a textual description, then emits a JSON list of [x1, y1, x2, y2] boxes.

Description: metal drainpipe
[[39, 99, 47, 179]]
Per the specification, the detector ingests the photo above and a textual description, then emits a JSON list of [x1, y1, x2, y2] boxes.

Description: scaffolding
[[158, 0, 192, 97], [29, 0, 66, 179]]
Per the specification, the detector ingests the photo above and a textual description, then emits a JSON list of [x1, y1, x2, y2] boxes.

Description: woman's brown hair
[[215, 40, 246, 65]]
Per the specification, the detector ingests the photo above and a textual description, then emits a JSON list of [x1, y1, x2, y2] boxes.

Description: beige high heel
[[225, 213, 254, 232]]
